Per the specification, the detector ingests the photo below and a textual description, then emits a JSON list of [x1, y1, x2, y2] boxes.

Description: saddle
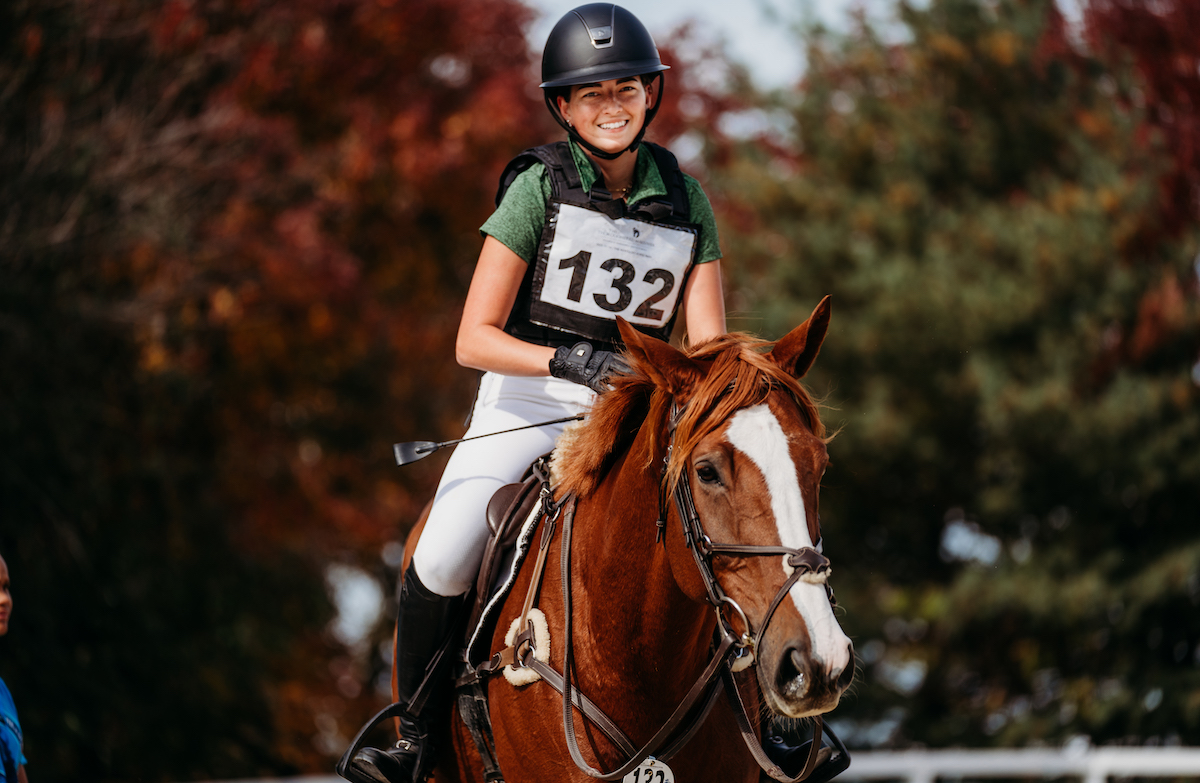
[[453, 455, 556, 783], [463, 454, 552, 664]]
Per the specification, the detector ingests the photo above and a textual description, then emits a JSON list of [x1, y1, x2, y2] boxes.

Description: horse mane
[[551, 332, 826, 498]]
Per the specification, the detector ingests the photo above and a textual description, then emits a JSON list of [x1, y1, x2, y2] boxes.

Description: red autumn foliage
[[1085, 0, 1200, 232]]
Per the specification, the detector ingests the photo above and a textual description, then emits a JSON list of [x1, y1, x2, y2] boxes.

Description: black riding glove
[[548, 342, 630, 393]]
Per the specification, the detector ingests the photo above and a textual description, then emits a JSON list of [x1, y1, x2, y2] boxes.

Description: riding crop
[[393, 415, 585, 466]]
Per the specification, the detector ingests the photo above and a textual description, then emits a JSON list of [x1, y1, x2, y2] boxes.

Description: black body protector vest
[[495, 141, 698, 352]]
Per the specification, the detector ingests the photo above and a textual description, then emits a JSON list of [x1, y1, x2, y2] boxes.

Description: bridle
[[661, 400, 837, 783], [665, 401, 836, 666]]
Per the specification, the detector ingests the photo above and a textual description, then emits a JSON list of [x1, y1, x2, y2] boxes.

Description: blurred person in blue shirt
[[0, 553, 27, 783]]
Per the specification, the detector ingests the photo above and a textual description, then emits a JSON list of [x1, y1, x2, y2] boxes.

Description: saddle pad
[[465, 498, 545, 667]]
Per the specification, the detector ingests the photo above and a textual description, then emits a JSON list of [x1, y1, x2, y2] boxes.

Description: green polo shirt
[[481, 141, 723, 265]]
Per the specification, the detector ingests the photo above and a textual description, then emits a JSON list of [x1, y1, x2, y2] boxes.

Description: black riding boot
[[341, 564, 464, 783]]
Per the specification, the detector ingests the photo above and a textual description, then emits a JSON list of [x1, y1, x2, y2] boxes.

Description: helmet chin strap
[[545, 73, 666, 162]]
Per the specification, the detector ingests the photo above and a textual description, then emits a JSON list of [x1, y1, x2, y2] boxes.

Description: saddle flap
[[464, 454, 552, 660], [484, 475, 540, 549], [485, 483, 524, 537]]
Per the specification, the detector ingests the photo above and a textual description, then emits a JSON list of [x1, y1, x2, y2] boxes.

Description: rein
[[475, 398, 834, 783]]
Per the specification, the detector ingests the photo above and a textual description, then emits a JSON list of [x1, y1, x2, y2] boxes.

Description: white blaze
[[725, 405, 851, 676]]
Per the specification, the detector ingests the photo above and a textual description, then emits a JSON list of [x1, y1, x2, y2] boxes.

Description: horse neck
[[568, 420, 715, 694]]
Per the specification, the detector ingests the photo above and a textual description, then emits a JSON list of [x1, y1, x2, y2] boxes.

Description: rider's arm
[[18, 764, 28, 783], [456, 236, 557, 376], [681, 258, 726, 346]]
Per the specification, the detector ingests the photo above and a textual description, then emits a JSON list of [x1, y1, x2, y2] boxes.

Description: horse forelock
[[662, 333, 825, 496], [551, 332, 826, 499]]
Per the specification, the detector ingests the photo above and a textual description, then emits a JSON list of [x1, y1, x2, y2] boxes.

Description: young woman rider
[[340, 5, 725, 782]]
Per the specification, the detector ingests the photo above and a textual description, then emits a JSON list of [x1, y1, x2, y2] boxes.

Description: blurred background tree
[[713, 0, 1200, 751], [0, 0, 1197, 780]]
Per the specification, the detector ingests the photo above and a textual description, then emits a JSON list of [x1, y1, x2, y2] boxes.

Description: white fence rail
[[844, 747, 1200, 782], [197, 749, 1200, 783]]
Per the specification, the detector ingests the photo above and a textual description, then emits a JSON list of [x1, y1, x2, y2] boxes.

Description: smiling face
[[0, 555, 11, 636], [556, 76, 653, 158]]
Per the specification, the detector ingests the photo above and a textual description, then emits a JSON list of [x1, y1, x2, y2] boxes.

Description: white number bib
[[530, 202, 698, 341]]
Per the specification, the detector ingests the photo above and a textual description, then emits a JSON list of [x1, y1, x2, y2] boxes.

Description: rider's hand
[[548, 342, 630, 393]]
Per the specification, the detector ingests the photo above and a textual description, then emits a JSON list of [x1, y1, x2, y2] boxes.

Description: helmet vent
[[588, 25, 613, 48], [575, 5, 616, 50]]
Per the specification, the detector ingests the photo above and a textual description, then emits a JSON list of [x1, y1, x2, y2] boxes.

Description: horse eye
[[695, 464, 721, 485]]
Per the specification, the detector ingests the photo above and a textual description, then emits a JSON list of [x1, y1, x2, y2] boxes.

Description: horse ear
[[769, 295, 831, 379], [617, 318, 703, 396]]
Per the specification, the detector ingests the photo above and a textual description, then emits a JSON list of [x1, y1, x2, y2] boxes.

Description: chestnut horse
[[409, 297, 852, 783]]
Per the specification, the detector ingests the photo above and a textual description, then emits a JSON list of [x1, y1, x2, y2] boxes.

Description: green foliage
[[717, 0, 1200, 748]]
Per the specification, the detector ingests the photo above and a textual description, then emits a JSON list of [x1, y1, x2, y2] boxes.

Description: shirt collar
[[568, 142, 667, 207]]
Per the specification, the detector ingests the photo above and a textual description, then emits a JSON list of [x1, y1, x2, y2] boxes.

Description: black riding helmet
[[540, 3, 670, 161]]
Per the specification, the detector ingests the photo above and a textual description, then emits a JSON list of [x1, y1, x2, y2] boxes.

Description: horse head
[[616, 296, 854, 719]]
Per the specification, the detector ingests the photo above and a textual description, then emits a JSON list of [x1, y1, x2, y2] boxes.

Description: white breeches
[[411, 372, 595, 597]]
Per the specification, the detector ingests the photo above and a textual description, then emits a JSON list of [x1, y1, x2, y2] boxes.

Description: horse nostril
[[833, 643, 855, 690], [777, 647, 810, 700]]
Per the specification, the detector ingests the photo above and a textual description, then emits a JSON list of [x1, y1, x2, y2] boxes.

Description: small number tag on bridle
[[622, 757, 675, 783]]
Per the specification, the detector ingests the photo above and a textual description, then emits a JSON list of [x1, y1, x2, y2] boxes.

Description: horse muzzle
[[763, 637, 855, 718]]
